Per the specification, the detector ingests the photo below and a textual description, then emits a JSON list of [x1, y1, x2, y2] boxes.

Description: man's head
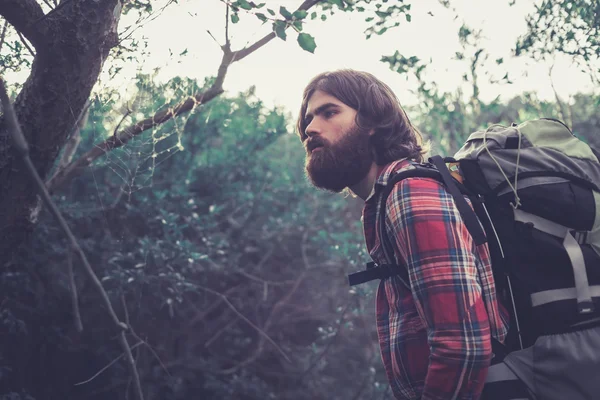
[[297, 69, 428, 192]]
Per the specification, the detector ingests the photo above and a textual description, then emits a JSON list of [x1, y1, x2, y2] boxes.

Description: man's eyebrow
[[304, 102, 340, 122]]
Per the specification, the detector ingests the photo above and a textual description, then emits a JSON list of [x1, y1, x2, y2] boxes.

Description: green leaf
[[405, 14, 412, 22], [311, 11, 317, 20], [256, 13, 267, 22], [273, 20, 287, 40], [231, 13, 240, 24], [280, 6, 293, 19], [321, 14, 327, 21], [237, 0, 252, 10], [293, 20, 303, 31], [293, 10, 308, 20], [297, 33, 317, 53], [329, 0, 344, 8], [267, 8, 275, 16]]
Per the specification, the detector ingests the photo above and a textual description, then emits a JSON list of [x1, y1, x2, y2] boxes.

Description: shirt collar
[[364, 158, 410, 202]]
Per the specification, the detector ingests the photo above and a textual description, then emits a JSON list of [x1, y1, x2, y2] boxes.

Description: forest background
[[0, 0, 598, 399]]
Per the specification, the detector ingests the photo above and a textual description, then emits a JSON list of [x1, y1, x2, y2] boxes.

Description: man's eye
[[324, 110, 336, 118]]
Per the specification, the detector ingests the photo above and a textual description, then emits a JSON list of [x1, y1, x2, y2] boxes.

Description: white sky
[[10, 0, 597, 119]]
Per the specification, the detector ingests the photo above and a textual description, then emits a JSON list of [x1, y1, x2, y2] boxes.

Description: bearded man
[[296, 70, 526, 400]]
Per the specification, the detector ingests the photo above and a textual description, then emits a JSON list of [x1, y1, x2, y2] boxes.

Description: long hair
[[296, 69, 429, 164]]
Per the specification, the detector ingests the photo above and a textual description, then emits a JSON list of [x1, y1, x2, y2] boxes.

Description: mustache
[[305, 137, 328, 153]]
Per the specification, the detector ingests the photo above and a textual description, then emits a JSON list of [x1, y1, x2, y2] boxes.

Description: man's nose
[[305, 119, 321, 138]]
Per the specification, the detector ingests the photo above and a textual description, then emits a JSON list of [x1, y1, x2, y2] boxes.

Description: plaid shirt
[[363, 160, 509, 400]]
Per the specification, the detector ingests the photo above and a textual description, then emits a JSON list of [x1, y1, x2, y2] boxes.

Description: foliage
[[516, 0, 600, 82]]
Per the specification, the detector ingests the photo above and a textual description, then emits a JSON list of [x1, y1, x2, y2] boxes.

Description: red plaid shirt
[[363, 160, 509, 400]]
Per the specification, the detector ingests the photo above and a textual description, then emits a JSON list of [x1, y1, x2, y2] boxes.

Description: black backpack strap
[[429, 155, 487, 246], [348, 163, 442, 287], [348, 262, 405, 286]]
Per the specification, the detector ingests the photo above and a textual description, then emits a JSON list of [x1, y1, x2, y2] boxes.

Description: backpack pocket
[[504, 324, 600, 400]]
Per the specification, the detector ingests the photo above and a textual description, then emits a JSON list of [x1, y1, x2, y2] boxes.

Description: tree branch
[[0, 0, 46, 48], [67, 246, 83, 333], [46, 0, 322, 194]]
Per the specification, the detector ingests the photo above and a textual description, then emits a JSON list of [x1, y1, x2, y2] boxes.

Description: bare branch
[[67, 247, 83, 333], [198, 284, 291, 364], [0, 19, 8, 54], [16, 28, 35, 57], [50, 99, 90, 178], [219, 272, 306, 374], [225, 2, 230, 48], [46, 0, 322, 193], [74, 341, 145, 386], [0, 0, 46, 48]]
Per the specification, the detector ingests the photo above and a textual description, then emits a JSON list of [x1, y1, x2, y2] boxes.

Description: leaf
[[293, 10, 308, 20], [237, 0, 253, 10], [267, 8, 275, 16], [280, 6, 293, 19], [273, 20, 287, 40], [298, 33, 317, 53], [293, 20, 303, 32], [311, 11, 317, 20], [405, 14, 412, 22], [231, 13, 240, 24], [256, 13, 267, 22]]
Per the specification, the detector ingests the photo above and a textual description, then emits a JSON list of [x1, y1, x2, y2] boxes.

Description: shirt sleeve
[[385, 177, 492, 400]]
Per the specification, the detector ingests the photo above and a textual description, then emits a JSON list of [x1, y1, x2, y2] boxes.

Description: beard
[[305, 123, 373, 193]]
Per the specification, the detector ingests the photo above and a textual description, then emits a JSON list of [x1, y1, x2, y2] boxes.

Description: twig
[[67, 246, 83, 332], [0, 19, 8, 55], [219, 271, 306, 374], [41, 0, 54, 9], [121, 294, 171, 377], [198, 284, 291, 363], [296, 301, 350, 384], [49, 99, 90, 181], [0, 78, 144, 400], [74, 341, 145, 386], [16, 30, 34, 57], [225, 2, 230, 48], [113, 108, 132, 139], [204, 316, 238, 348]]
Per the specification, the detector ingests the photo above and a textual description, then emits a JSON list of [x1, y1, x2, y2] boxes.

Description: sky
[[12, 0, 595, 121]]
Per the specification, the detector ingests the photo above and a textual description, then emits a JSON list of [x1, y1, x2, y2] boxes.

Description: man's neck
[[349, 162, 379, 201]]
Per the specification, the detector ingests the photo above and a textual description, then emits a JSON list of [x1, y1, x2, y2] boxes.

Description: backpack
[[348, 118, 600, 399]]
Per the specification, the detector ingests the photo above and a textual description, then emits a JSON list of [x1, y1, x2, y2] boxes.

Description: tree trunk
[[0, 0, 121, 267]]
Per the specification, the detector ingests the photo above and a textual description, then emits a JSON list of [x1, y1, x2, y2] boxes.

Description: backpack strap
[[429, 155, 487, 246], [347, 163, 442, 287]]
